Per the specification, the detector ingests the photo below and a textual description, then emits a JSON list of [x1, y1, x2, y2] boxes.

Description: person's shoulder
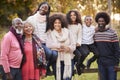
[[3, 31, 12, 38], [2, 31, 12, 41]]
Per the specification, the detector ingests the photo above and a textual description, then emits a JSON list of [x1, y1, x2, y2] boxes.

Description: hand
[[6, 72, 13, 80], [76, 43, 80, 47], [62, 46, 70, 53]]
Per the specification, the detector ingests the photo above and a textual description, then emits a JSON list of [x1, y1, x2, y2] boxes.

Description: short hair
[[66, 10, 82, 24], [84, 15, 93, 22], [95, 12, 110, 25], [49, 13, 68, 31], [12, 18, 22, 26]]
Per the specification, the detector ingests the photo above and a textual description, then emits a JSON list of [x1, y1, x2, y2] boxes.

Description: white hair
[[12, 18, 23, 26]]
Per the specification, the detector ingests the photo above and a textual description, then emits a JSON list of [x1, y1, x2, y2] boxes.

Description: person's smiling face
[[39, 3, 48, 15]]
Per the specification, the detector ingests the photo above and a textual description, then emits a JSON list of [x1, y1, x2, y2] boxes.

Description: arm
[[1, 34, 11, 73], [76, 24, 82, 46], [46, 32, 60, 50], [68, 30, 76, 53]]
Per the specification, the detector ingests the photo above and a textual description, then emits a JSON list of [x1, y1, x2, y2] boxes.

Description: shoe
[[46, 68, 53, 76], [76, 64, 82, 75]]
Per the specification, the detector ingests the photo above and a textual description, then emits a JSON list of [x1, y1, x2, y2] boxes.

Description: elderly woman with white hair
[[21, 20, 46, 80], [0, 17, 23, 80]]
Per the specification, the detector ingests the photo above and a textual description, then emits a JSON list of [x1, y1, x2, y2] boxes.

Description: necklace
[[25, 37, 32, 42]]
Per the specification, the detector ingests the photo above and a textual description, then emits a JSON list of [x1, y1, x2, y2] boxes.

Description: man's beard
[[16, 29, 23, 34]]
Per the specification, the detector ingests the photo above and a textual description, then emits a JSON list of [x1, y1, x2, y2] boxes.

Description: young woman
[[66, 10, 83, 75], [46, 13, 75, 80], [27, 1, 57, 75], [21, 21, 46, 80]]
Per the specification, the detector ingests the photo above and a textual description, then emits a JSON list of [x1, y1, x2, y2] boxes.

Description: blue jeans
[[0, 66, 22, 80], [98, 65, 117, 80], [0, 65, 6, 80], [42, 44, 53, 60], [42, 44, 58, 76], [42, 44, 58, 62]]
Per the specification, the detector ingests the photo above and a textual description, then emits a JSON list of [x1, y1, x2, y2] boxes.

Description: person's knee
[[52, 51, 58, 61], [43, 46, 53, 59]]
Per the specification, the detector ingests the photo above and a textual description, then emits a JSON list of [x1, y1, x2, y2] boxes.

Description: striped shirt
[[94, 28, 120, 66], [94, 28, 119, 42]]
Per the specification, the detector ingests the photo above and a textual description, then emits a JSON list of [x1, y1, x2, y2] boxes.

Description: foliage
[[0, 0, 120, 28]]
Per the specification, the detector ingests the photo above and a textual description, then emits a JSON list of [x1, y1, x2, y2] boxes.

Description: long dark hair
[[66, 10, 82, 25], [35, 1, 51, 32]]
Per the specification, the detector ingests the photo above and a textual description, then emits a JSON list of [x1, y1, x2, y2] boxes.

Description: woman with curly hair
[[94, 12, 120, 80], [46, 13, 76, 80], [66, 10, 83, 75]]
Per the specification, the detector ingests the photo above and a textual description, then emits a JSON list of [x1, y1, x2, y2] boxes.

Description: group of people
[[0, 1, 120, 80]]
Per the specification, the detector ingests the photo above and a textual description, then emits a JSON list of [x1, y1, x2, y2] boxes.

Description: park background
[[0, 0, 120, 80]]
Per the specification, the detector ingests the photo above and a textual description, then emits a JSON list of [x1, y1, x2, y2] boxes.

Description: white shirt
[[82, 24, 95, 44]]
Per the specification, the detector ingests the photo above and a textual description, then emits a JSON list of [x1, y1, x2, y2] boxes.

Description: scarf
[[51, 28, 72, 80], [34, 11, 46, 23], [32, 34, 46, 68]]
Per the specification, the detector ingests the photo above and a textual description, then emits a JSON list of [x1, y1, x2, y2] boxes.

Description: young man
[[78, 16, 99, 71], [1, 18, 23, 80], [94, 12, 120, 80]]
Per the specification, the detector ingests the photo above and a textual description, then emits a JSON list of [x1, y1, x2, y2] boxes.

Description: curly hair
[[66, 10, 82, 24], [49, 13, 68, 31], [95, 12, 110, 25]]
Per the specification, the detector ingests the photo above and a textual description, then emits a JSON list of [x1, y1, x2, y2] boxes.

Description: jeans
[[42, 44, 58, 62], [98, 65, 117, 80], [79, 44, 99, 66], [0, 66, 22, 80], [0, 65, 6, 80], [42, 44, 58, 76]]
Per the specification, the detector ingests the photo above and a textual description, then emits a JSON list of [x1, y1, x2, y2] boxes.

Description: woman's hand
[[60, 45, 70, 53]]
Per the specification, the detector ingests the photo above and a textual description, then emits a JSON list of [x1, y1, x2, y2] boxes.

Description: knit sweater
[[68, 23, 82, 46], [94, 28, 120, 66], [27, 11, 47, 43], [1, 31, 23, 73]]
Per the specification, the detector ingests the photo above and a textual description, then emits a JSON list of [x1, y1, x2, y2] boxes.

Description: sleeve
[[46, 31, 60, 50], [68, 30, 76, 53], [112, 32, 120, 65], [113, 42, 120, 65], [1, 34, 11, 73], [76, 24, 82, 46]]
